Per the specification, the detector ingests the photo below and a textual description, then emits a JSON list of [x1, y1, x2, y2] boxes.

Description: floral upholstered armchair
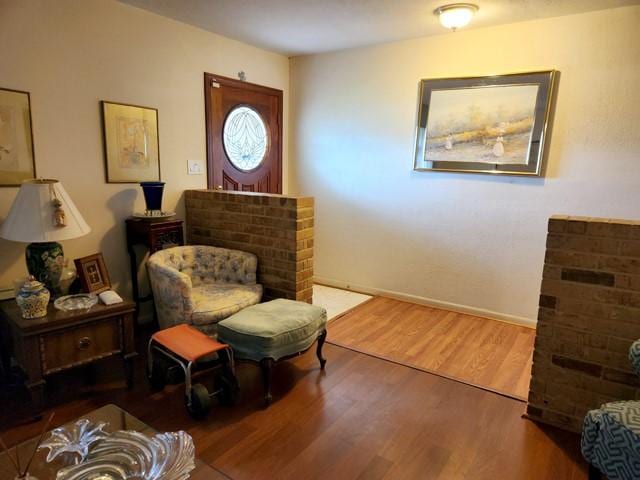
[[147, 246, 262, 334], [581, 340, 640, 480]]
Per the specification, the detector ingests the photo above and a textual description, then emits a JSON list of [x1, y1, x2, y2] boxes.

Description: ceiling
[[119, 0, 640, 56]]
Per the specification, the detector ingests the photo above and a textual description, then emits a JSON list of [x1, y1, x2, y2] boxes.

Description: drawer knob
[[78, 336, 92, 350]]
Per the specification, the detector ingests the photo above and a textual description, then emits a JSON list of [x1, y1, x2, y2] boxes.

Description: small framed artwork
[[75, 253, 111, 294], [101, 101, 160, 183], [413, 70, 557, 176], [0, 88, 36, 186]]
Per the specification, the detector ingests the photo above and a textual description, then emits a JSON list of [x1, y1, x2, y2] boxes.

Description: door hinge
[[211, 80, 220, 88]]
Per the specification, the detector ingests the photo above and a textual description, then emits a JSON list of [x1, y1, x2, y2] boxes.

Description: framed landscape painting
[[413, 71, 557, 176], [0, 88, 36, 186], [101, 101, 160, 183]]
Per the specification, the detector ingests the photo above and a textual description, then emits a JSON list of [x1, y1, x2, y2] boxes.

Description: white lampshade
[[435, 3, 478, 31], [0, 179, 91, 243]]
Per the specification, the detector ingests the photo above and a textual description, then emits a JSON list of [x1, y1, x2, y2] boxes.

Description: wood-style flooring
[[1, 341, 584, 479], [328, 296, 535, 399]]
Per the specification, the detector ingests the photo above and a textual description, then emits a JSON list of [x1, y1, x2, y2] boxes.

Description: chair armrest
[[629, 340, 640, 376], [147, 261, 194, 329]]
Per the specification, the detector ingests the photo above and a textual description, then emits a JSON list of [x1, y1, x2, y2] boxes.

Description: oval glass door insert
[[222, 106, 268, 171]]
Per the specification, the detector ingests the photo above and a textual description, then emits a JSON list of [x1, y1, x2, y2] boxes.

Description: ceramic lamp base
[[25, 241, 64, 293]]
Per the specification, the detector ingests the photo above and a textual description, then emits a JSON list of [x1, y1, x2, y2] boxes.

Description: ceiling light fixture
[[434, 3, 478, 31]]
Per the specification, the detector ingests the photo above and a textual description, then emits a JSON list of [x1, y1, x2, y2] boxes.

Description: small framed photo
[[75, 253, 111, 294], [0, 88, 36, 186], [413, 70, 557, 176], [101, 101, 160, 183]]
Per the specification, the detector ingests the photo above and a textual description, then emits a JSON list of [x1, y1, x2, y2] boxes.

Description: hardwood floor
[[328, 296, 535, 399], [1, 341, 585, 479]]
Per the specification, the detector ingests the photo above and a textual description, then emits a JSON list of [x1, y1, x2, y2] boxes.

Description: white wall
[[0, 0, 289, 295], [290, 6, 640, 323]]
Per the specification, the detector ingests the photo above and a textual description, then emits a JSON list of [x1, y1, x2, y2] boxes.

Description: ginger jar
[[16, 277, 50, 319]]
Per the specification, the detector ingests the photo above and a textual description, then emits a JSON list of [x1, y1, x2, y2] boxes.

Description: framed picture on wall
[[101, 101, 160, 183], [0, 88, 36, 186], [75, 253, 111, 294], [413, 70, 557, 176]]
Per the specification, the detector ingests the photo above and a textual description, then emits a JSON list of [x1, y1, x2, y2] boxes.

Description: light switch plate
[[188, 159, 204, 175]]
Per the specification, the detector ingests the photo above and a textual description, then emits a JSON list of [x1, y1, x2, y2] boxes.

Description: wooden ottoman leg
[[260, 358, 274, 406], [317, 329, 327, 370]]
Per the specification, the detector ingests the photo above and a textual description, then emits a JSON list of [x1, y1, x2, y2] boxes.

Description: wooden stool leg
[[316, 329, 327, 369], [260, 358, 274, 406]]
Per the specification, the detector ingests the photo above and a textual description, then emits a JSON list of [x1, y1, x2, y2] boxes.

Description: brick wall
[[527, 215, 640, 432], [184, 190, 314, 303]]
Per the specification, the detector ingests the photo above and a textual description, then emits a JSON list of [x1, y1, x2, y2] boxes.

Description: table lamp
[[0, 179, 91, 292]]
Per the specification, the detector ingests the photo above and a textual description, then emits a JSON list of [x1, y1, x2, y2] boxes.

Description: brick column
[[184, 190, 314, 303], [527, 216, 640, 432]]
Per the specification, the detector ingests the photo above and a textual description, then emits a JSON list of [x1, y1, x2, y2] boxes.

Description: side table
[[0, 299, 137, 413], [125, 218, 184, 309]]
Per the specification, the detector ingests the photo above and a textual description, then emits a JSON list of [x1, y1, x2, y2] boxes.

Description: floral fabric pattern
[[147, 246, 262, 331], [191, 283, 264, 325]]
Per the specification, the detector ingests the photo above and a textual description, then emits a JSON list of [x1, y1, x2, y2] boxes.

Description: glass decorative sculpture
[[53, 294, 98, 312], [39, 419, 108, 464], [40, 420, 195, 480]]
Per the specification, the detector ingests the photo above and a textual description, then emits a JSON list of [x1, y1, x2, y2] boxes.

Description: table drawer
[[40, 319, 122, 374]]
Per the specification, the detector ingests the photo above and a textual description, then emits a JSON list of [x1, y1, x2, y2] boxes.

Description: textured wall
[[0, 0, 289, 297], [289, 6, 640, 324], [527, 216, 640, 432], [185, 190, 314, 303]]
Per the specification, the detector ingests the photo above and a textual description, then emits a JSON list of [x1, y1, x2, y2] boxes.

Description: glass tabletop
[[0, 404, 223, 479]]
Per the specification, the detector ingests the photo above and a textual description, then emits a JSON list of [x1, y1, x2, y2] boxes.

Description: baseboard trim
[[314, 276, 537, 329]]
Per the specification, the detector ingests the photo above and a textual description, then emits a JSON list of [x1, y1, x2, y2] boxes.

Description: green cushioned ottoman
[[217, 298, 328, 405]]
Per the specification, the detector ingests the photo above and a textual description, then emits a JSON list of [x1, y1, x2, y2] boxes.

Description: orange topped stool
[[147, 324, 238, 418]]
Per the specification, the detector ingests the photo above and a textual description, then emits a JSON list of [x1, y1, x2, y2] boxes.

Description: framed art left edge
[[0, 88, 36, 186]]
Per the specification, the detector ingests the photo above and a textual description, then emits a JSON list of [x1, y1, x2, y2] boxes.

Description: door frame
[[203, 72, 283, 192]]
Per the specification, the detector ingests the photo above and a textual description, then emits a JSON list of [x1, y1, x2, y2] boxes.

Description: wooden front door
[[204, 73, 283, 193]]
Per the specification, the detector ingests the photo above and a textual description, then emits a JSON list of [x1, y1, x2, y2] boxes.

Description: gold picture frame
[[0, 88, 36, 186], [413, 70, 557, 176], [101, 101, 160, 183]]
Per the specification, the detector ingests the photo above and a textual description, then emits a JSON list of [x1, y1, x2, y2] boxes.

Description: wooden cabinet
[[125, 217, 184, 311], [0, 300, 137, 413]]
